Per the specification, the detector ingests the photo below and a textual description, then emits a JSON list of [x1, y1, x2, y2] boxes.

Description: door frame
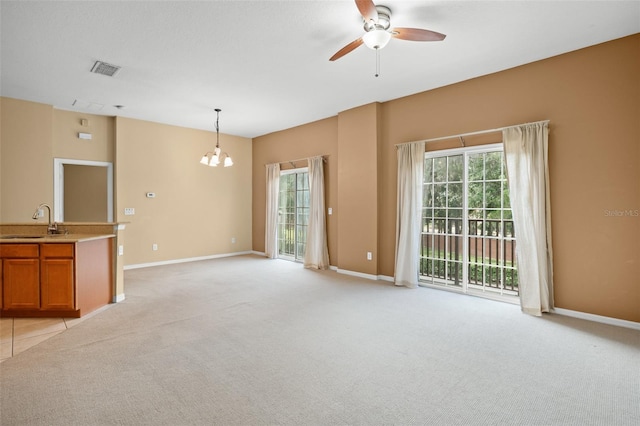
[[53, 158, 114, 222]]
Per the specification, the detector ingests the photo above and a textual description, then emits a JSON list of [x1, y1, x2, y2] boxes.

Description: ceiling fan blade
[[355, 0, 378, 22], [329, 37, 364, 61], [391, 27, 446, 42]]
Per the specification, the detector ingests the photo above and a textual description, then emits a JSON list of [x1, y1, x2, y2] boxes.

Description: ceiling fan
[[329, 0, 446, 62]]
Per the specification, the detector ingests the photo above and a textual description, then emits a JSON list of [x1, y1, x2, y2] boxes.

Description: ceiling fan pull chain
[[375, 48, 380, 77]]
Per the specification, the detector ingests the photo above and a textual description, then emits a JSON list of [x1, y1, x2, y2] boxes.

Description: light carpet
[[1, 255, 638, 425]]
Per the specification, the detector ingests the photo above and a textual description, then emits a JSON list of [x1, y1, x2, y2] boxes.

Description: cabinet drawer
[[41, 243, 74, 258], [0, 244, 39, 258]]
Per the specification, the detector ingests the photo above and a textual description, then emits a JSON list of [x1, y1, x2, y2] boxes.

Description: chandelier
[[200, 108, 233, 167]]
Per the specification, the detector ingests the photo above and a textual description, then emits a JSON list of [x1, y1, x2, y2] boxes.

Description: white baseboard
[[552, 308, 640, 331], [336, 269, 378, 281], [112, 293, 126, 303], [335, 269, 394, 283], [124, 251, 253, 270], [251, 251, 266, 256]]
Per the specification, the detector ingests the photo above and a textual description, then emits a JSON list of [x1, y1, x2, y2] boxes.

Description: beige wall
[[64, 164, 108, 222], [0, 98, 53, 222], [0, 100, 114, 223], [337, 103, 380, 274], [53, 109, 114, 162], [115, 117, 252, 266], [252, 34, 640, 322]]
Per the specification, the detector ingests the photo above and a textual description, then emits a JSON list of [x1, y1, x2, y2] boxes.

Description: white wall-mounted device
[[78, 132, 92, 140]]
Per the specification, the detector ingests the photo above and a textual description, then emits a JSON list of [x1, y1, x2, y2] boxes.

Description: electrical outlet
[[152, 243, 158, 251], [124, 208, 135, 215], [231, 237, 236, 244], [328, 207, 333, 215], [367, 252, 372, 261], [118, 245, 124, 256], [37, 209, 45, 218]]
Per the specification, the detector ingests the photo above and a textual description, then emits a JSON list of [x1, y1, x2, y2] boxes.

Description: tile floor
[[0, 307, 109, 362]]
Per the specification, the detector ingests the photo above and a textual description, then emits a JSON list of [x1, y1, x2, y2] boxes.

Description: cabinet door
[[3, 259, 40, 309], [41, 258, 75, 310]]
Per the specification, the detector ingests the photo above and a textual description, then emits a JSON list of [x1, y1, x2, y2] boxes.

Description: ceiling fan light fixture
[[329, 2, 445, 63], [363, 29, 391, 50]]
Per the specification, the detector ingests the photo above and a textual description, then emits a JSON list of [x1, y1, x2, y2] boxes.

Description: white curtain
[[265, 163, 280, 259], [394, 142, 425, 288], [503, 122, 554, 316], [304, 156, 330, 269]]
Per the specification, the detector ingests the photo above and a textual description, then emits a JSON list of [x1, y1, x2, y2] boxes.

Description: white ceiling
[[1, 1, 639, 138]]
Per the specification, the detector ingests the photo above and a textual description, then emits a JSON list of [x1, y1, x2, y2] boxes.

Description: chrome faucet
[[32, 203, 58, 234]]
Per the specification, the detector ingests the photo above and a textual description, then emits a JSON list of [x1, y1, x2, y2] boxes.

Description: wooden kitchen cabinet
[[1, 237, 112, 318], [3, 260, 40, 310], [1, 244, 40, 310], [41, 244, 75, 311]]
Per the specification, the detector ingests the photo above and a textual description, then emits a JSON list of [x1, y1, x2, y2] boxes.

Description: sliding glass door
[[421, 145, 519, 299], [278, 168, 309, 261]]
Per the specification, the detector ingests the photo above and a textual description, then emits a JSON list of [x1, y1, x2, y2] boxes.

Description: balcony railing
[[420, 219, 518, 294]]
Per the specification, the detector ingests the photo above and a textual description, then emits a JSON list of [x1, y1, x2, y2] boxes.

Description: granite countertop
[[0, 234, 115, 243]]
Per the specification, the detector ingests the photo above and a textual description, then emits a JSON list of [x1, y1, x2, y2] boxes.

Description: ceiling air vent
[[90, 60, 121, 77]]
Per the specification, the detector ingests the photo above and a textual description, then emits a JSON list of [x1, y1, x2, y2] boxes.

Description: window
[[421, 144, 518, 299], [278, 168, 309, 261]]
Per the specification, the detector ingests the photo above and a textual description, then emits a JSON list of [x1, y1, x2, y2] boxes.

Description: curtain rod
[[395, 120, 550, 147], [266, 155, 328, 167]]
